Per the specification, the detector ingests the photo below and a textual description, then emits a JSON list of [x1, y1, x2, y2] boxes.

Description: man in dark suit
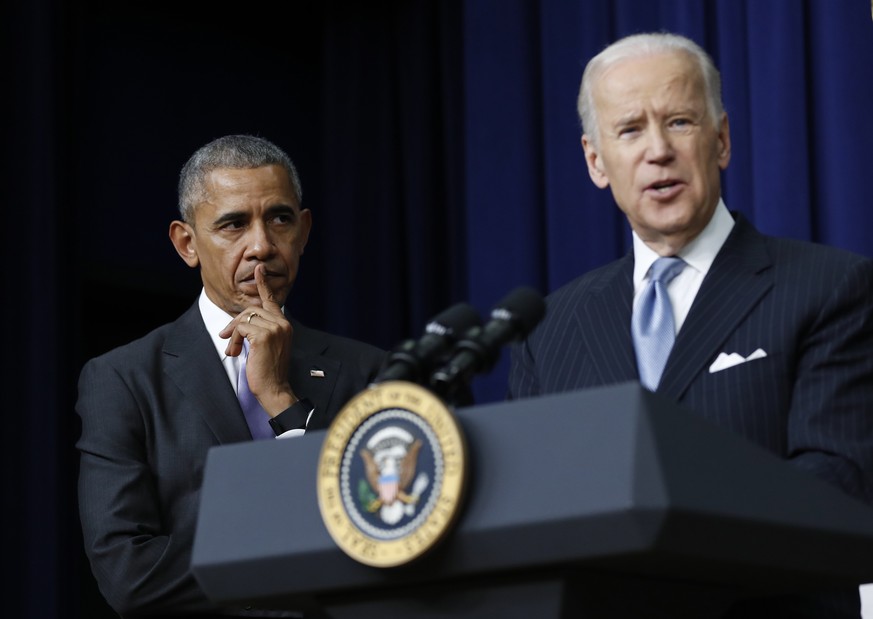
[[508, 33, 873, 617], [76, 135, 386, 617]]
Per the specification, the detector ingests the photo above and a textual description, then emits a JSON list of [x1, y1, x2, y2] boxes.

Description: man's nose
[[244, 222, 275, 259], [646, 126, 675, 164]]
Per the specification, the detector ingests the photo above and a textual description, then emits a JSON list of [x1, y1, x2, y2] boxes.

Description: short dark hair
[[177, 135, 303, 223]]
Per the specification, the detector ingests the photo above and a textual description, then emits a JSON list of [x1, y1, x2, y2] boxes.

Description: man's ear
[[582, 134, 610, 189], [716, 112, 732, 170], [297, 208, 312, 256], [168, 220, 200, 268]]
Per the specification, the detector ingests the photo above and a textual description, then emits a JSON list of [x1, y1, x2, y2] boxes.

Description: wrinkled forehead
[[593, 52, 706, 115], [200, 166, 298, 207]]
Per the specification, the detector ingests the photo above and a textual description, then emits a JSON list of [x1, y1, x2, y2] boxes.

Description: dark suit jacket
[[509, 215, 873, 617], [76, 302, 386, 617]]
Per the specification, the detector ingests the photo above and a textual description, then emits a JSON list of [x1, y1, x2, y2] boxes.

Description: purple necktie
[[237, 341, 275, 440]]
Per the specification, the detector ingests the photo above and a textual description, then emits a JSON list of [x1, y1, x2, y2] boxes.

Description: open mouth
[[645, 179, 685, 200], [648, 180, 680, 193]]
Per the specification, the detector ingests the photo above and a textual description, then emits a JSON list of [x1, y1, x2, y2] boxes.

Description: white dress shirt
[[632, 199, 735, 335], [197, 289, 307, 438]]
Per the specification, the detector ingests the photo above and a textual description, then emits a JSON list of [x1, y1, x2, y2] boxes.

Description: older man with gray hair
[[510, 32, 873, 618]]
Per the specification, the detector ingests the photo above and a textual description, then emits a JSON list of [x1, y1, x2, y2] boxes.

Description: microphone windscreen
[[427, 302, 481, 336], [492, 287, 546, 336]]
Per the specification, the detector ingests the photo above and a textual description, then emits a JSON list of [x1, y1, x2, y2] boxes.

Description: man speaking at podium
[[75, 135, 385, 617], [508, 33, 873, 617]]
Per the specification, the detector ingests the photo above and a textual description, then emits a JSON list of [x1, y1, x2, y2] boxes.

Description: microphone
[[430, 287, 545, 399], [372, 302, 482, 385]]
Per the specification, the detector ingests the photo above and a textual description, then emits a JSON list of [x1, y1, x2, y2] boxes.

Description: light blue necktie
[[632, 256, 686, 391], [237, 341, 275, 440]]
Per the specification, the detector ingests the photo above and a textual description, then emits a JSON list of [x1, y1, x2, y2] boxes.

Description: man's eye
[[670, 118, 691, 128], [618, 127, 639, 138], [271, 213, 294, 225], [220, 220, 245, 230]]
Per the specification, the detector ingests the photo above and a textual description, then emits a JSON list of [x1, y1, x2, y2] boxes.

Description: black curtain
[[4, 1, 464, 617], [4, 0, 74, 616]]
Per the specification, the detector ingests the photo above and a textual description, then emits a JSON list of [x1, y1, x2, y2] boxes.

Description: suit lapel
[[289, 319, 341, 428], [162, 303, 252, 444], [577, 255, 638, 385], [160, 307, 348, 441], [659, 216, 774, 401]]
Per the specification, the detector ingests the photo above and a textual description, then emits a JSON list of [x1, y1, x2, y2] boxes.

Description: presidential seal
[[316, 381, 467, 568]]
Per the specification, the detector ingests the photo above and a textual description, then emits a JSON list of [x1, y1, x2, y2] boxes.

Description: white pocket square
[[708, 348, 767, 373]]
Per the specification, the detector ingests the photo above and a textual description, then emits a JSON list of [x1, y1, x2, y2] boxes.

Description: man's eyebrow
[[211, 204, 297, 227], [614, 112, 643, 127], [264, 204, 298, 219], [212, 210, 248, 226]]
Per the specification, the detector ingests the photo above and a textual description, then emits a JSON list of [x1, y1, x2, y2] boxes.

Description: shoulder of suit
[[547, 255, 631, 305], [733, 213, 870, 267], [292, 319, 387, 361], [84, 303, 199, 367], [762, 233, 873, 274]]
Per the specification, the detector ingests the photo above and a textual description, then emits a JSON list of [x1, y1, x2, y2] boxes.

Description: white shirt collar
[[198, 289, 235, 362], [632, 198, 734, 286]]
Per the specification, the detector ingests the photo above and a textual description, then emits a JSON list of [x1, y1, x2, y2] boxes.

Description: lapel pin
[[310, 368, 325, 378]]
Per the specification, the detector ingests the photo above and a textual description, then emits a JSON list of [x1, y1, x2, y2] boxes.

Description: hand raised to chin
[[219, 264, 299, 416]]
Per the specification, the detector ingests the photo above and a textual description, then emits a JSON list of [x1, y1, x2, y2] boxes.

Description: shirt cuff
[[269, 398, 314, 436]]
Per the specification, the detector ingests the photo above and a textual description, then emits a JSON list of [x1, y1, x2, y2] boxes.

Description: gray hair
[[577, 32, 724, 145], [177, 134, 303, 223]]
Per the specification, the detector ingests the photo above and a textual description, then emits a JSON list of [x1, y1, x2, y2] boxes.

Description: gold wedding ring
[[247, 312, 260, 324]]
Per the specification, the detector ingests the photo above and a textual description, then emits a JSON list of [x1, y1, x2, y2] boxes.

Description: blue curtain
[[463, 0, 873, 403]]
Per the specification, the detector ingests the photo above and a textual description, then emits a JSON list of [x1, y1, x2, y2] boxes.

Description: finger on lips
[[221, 264, 287, 356], [254, 265, 282, 311]]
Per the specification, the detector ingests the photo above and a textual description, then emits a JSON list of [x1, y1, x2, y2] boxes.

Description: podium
[[191, 382, 873, 617]]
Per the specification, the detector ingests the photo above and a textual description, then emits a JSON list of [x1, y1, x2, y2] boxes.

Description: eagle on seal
[[361, 437, 422, 511]]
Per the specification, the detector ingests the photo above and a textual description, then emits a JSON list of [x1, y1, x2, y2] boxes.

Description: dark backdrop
[[4, 0, 872, 617]]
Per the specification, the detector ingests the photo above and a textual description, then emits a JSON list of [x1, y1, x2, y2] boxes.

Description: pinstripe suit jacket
[[76, 302, 386, 617], [509, 214, 873, 504]]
